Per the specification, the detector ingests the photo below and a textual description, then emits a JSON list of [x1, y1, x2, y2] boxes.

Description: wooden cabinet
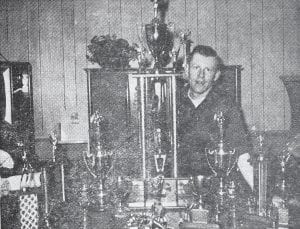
[[0, 62, 35, 167]]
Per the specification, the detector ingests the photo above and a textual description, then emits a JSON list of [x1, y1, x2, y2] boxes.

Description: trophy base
[[180, 222, 219, 229], [191, 208, 209, 224]]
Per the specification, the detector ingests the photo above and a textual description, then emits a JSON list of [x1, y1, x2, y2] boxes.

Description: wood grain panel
[[283, 0, 299, 130], [27, 0, 43, 136], [228, 0, 252, 126], [251, 0, 265, 130], [74, 0, 89, 139], [8, 0, 28, 61], [121, 0, 141, 44], [215, 0, 228, 62], [85, 0, 109, 48], [263, 0, 284, 130], [39, 0, 64, 137], [168, 0, 186, 38], [140, 0, 152, 25], [108, 0, 122, 38], [62, 0, 77, 111], [185, 0, 198, 45], [0, 0, 9, 59], [197, 0, 215, 48]]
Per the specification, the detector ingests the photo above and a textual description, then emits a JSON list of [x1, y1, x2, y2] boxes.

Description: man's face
[[188, 53, 219, 96]]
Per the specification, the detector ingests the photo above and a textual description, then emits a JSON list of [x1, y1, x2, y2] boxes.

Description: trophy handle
[[205, 149, 218, 176], [226, 149, 237, 176], [82, 151, 97, 178]]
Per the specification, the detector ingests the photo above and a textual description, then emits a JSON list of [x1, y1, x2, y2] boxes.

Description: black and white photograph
[[0, 0, 299, 228]]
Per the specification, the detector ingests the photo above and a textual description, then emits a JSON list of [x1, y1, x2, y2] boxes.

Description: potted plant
[[87, 34, 138, 70]]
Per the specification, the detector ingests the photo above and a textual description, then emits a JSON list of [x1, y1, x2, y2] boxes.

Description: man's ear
[[213, 70, 221, 81]]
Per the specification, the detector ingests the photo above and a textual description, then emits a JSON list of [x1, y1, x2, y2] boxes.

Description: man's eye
[[192, 66, 200, 70]]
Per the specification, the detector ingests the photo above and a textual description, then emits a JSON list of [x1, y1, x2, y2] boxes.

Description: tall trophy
[[83, 110, 113, 211], [205, 112, 237, 220]]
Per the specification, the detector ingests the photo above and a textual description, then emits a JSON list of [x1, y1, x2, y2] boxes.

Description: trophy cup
[[83, 111, 113, 212], [205, 112, 237, 220], [189, 175, 211, 224], [114, 176, 132, 218], [144, 0, 173, 73]]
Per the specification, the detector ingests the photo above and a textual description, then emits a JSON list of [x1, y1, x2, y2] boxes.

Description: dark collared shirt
[[177, 85, 250, 177]]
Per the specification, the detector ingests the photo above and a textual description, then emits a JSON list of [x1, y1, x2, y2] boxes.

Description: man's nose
[[197, 68, 205, 79]]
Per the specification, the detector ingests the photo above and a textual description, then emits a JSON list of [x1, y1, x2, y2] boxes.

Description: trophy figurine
[[205, 112, 237, 219], [83, 111, 113, 212]]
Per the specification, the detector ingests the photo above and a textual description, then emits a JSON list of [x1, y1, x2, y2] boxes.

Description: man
[[177, 45, 252, 189]]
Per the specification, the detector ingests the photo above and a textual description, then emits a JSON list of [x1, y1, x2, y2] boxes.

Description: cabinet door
[[0, 62, 35, 164]]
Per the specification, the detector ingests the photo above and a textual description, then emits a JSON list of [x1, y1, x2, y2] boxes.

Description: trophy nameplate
[[191, 208, 209, 224]]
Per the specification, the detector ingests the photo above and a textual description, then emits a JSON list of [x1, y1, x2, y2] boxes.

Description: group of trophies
[[79, 0, 292, 228]]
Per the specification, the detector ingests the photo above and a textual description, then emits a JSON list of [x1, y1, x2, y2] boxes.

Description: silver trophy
[[83, 111, 113, 211], [205, 112, 237, 217], [189, 175, 211, 224]]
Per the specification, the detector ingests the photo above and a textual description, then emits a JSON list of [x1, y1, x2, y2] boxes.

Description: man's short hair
[[189, 45, 223, 70]]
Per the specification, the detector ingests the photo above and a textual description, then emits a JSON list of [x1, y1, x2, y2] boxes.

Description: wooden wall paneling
[[74, 0, 89, 140], [167, 0, 186, 38], [263, 0, 285, 130], [27, 0, 43, 137], [251, 0, 265, 130], [167, 0, 186, 65], [139, 0, 153, 54], [8, 0, 28, 61], [228, 0, 253, 127], [39, 0, 64, 137], [85, 0, 109, 53], [140, 0, 153, 25], [108, 0, 122, 38], [185, 0, 198, 46], [283, 0, 299, 129], [215, 0, 228, 63], [197, 0, 216, 48], [121, 0, 141, 44], [0, 0, 9, 59], [62, 0, 77, 111]]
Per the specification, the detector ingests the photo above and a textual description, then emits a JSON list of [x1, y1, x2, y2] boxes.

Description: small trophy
[[205, 111, 237, 222], [115, 176, 132, 218], [276, 149, 291, 227], [83, 111, 113, 211], [190, 175, 210, 224], [49, 131, 58, 163], [205, 112, 237, 207]]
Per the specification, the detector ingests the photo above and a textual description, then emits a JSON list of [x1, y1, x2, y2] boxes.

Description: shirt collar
[[188, 88, 211, 108]]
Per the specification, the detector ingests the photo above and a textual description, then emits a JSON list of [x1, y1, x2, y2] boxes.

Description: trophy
[[205, 112, 237, 218], [275, 148, 291, 227], [114, 176, 132, 218], [144, 0, 173, 73], [189, 175, 211, 224], [83, 111, 113, 211]]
